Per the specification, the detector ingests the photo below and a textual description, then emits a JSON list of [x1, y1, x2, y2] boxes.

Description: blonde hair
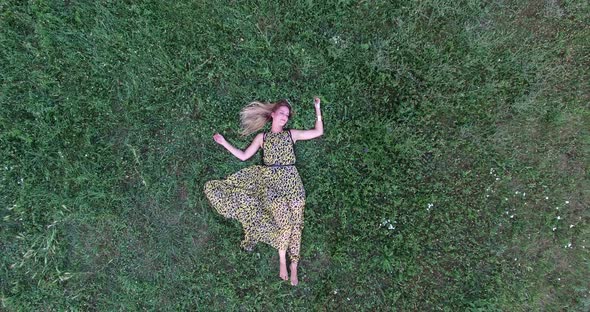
[[240, 99, 292, 136]]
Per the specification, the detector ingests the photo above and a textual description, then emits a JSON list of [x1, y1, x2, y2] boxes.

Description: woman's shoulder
[[255, 132, 266, 145]]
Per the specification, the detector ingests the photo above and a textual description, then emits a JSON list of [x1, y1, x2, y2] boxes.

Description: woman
[[204, 97, 323, 286]]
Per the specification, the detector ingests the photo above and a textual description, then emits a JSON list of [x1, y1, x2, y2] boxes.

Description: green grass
[[1, 0, 588, 310]]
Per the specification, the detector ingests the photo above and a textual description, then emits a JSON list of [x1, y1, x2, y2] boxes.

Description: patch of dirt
[[510, 0, 566, 40], [556, 119, 586, 176], [191, 221, 212, 249], [177, 183, 188, 203], [519, 0, 544, 18], [67, 219, 121, 272], [557, 152, 586, 176], [302, 249, 332, 277]]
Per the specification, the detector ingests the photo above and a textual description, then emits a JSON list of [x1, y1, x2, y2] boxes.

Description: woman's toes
[[290, 263, 298, 285], [279, 263, 288, 280]]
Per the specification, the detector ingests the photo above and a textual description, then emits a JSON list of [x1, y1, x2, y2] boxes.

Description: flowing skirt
[[204, 165, 305, 262]]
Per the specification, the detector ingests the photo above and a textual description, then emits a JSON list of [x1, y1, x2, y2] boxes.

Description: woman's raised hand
[[213, 133, 226, 145], [314, 97, 321, 109]]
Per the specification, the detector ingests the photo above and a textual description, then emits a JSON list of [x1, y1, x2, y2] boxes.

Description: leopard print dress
[[204, 130, 305, 263]]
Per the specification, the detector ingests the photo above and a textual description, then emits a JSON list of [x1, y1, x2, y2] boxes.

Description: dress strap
[[287, 129, 294, 144], [260, 132, 266, 166]]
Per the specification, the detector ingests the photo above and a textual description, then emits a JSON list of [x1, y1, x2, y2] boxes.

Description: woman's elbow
[[239, 153, 252, 162]]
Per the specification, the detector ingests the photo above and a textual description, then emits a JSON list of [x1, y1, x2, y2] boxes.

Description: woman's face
[[272, 106, 290, 126]]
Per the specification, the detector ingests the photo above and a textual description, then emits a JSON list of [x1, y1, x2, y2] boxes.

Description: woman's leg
[[287, 200, 305, 286], [279, 249, 288, 281], [273, 200, 292, 281], [289, 262, 299, 286]]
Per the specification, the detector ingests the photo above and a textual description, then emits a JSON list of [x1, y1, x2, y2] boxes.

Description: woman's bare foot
[[280, 261, 288, 280], [279, 250, 288, 281], [290, 262, 298, 286]]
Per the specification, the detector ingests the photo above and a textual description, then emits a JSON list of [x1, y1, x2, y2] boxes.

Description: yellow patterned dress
[[204, 130, 305, 263]]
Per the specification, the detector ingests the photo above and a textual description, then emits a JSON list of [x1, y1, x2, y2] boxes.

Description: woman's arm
[[213, 132, 263, 161], [291, 97, 324, 142]]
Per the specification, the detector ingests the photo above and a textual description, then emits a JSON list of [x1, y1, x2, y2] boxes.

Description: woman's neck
[[270, 123, 283, 133]]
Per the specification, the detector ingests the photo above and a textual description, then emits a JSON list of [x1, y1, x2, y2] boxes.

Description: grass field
[[1, 0, 589, 310]]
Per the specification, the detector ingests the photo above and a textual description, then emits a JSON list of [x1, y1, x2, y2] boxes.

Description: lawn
[[1, 0, 588, 310]]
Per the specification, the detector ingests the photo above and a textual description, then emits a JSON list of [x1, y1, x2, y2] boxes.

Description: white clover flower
[[496, 177, 500, 181], [570, 224, 574, 228], [510, 215, 514, 219], [552, 227, 557, 231], [557, 216, 561, 220], [545, 196, 549, 200], [388, 224, 395, 230], [565, 201, 570, 204]]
